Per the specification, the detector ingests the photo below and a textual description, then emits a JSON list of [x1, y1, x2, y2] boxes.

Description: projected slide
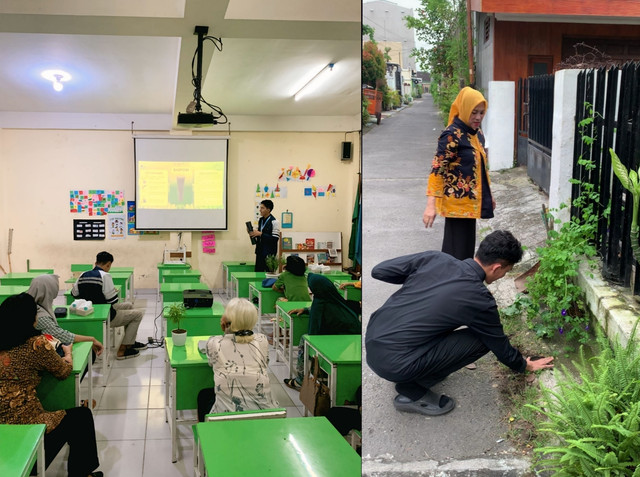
[[139, 162, 224, 209], [134, 136, 228, 230]]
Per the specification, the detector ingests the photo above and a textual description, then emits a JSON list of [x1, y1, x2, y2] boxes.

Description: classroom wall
[[0, 129, 360, 290]]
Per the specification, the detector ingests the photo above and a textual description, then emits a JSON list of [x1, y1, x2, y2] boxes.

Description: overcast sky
[[363, 0, 430, 50]]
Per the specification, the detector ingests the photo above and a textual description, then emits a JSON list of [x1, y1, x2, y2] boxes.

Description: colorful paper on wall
[[278, 165, 315, 181], [202, 231, 216, 254], [109, 215, 126, 240], [70, 189, 125, 216]]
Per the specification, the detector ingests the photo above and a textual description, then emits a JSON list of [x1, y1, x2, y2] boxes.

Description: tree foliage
[[362, 24, 375, 43], [406, 0, 470, 123], [362, 41, 386, 88]]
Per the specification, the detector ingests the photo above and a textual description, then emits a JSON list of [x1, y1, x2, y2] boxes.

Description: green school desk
[[334, 280, 362, 302], [229, 271, 265, 298], [196, 417, 360, 477], [0, 285, 29, 305], [64, 285, 121, 305], [162, 301, 225, 337], [274, 301, 311, 378], [161, 268, 202, 284], [56, 304, 110, 384], [0, 272, 50, 286], [311, 270, 351, 284], [156, 262, 191, 283], [160, 282, 209, 304], [37, 341, 92, 411], [109, 272, 131, 300], [303, 334, 361, 412], [221, 261, 254, 297], [247, 281, 284, 332], [0, 424, 46, 477], [164, 335, 212, 463]]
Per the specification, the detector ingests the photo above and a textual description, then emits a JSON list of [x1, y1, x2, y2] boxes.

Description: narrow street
[[361, 95, 548, 476]]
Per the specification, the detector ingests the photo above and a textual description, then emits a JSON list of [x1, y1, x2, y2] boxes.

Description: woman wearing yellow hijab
[[422, 87, 495, 260]]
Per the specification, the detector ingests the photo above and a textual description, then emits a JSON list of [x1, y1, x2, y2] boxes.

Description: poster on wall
[[70, 189, 125, 216], [127, 201, 159, 235], [109, 215, 126, 240], [202, 231, 216, 254], [73, 219, 106, 241]]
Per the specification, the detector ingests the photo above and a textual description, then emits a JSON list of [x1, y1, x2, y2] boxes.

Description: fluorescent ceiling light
[[41, 69, 72, 92], [294, 63, 335, 101]]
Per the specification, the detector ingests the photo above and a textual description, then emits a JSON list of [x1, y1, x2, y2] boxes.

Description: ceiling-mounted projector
[[176, 25, 227, 128], [177, 111, 217, 126]]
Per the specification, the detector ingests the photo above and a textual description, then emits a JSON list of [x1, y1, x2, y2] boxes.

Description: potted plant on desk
[[167, 303, 187, 346], [265, 254, 285, 278]]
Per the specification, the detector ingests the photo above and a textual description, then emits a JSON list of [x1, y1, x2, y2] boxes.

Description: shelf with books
[[279, 232, 343, 269]]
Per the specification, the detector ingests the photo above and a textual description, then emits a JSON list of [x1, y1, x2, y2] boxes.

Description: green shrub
[[362, 96, 370, 125], [529, 328, 640, 475]]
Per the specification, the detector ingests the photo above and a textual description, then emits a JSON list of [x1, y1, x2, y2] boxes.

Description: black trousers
[[395, 328, 490, 401], [197, 387, 217, 422], [31, 406, 99, 477], [442, 217, 477, 260]]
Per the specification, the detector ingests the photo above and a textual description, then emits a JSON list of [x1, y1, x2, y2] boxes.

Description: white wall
[[548, 69, 580, 225], [485, 81, 515, 171], [0, 129, 360, 290]]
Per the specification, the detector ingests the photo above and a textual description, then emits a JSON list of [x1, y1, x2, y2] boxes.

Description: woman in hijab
[[27, 274, 104, 362], [422, 87, 495, 260], [283, 273, 361, 390]]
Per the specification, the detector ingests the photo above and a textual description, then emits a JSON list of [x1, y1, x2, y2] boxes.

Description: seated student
[[197, 298, 279, 422], [72, 251, 145, 360], [283, 273, 361, 390], [27, 274, 104, 360], [0, 293, 102, 477], [272, 255, 311, 302]]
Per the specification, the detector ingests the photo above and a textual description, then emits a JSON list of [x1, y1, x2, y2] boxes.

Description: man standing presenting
[[72, 251, 146, 360], [365, 230, 554, 416], [249, 199, 280, 272]]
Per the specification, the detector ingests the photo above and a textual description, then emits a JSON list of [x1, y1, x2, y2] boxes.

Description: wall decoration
[[109, 215, 126, 240], [73, 219, 105, 241], [303, 184, 335, 198], [126, 201, 159, 235], [202, 231, 216, 254], [70, 189, 125, 216], [278, 164, 315, 181]]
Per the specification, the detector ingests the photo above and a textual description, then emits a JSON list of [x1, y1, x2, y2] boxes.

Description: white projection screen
[[134, 136, 228, 230]]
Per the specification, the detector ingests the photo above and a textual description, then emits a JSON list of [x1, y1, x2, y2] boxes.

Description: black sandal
[[284, 378, 301, 391]]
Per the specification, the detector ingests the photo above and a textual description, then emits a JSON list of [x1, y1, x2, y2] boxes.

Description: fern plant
[[528, 327, 640, 476]]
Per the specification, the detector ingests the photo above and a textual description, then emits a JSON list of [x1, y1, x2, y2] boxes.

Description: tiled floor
[[47, 289, 307, 477]]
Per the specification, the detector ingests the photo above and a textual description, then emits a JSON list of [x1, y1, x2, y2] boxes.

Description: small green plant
[[166, 303, 186, 332], [528, 327, 640, 476], [510, 105, 605, 344], [265, 254, 285, 273], [362, 96, 371, 125], [610, 147, 640, 263]]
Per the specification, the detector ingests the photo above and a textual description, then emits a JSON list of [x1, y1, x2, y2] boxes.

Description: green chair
[[193, 408, 286, 476]]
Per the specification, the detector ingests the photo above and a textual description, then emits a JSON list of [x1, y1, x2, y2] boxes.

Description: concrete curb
[[578, 260, 640, 347], [363, 456, 532, 476]]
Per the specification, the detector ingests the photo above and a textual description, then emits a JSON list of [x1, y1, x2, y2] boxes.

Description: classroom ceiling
[[0, 0, 361, 132]]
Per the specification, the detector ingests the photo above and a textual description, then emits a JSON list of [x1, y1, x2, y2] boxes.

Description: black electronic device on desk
[[183, 289, 214, 308]]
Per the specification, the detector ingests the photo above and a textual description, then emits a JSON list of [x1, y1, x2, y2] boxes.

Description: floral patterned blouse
[[427, 117, 493, 219], [0, 335, 72, 432], [206, 333, 278, 413]]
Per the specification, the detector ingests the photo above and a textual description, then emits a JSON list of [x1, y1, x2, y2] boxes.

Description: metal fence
[[572, 63, 640, 291], [528, 74, 554, 150]]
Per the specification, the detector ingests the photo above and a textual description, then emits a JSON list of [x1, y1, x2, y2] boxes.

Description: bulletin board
[[73, 219, 106, 241]]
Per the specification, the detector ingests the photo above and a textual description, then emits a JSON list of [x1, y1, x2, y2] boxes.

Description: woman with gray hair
[[197, 298, 278, 421]]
